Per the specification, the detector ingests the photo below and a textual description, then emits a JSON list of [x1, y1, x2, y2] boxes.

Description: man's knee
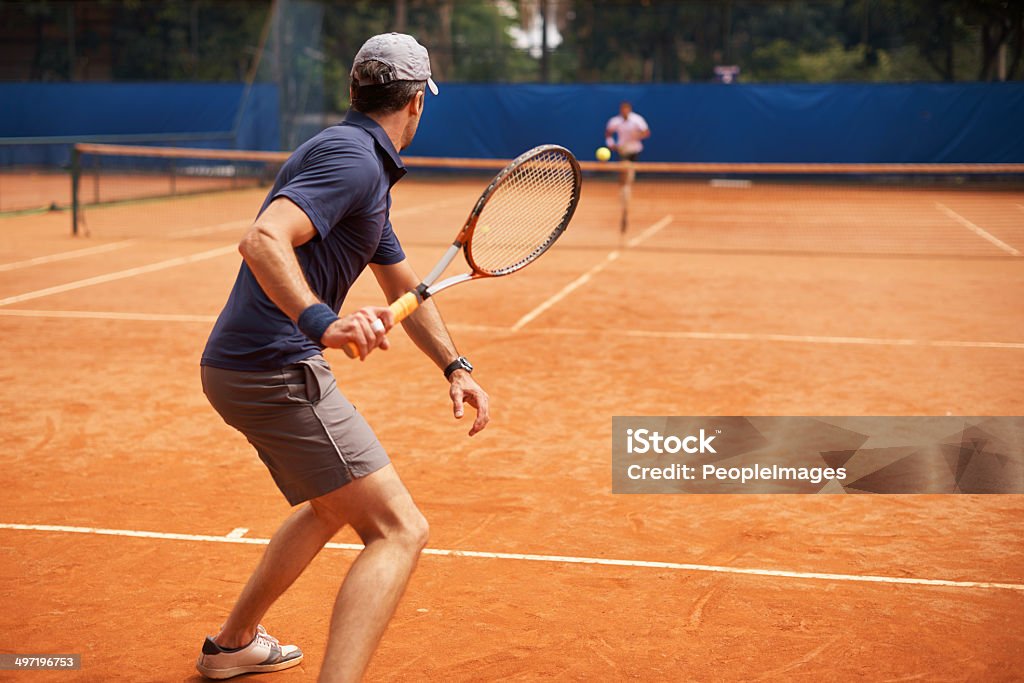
[[400, 510, 429, 552], [309, 492, 428, 552], [366, 508, 429, 553]]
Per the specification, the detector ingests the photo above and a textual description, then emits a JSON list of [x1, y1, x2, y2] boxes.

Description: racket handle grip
[[342, 291, 423, 359], [388, 290, 422, 324]]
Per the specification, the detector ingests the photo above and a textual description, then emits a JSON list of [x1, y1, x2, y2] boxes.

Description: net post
[[70, 144, 81, 236]]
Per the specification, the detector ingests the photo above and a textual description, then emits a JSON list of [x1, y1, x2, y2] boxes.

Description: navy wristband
[[297, 303, 339, 344]]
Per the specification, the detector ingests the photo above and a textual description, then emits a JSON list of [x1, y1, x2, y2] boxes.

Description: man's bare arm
[[368, 260, 459, 369], [370, 260, 490, 435], [240, 197, 393, 359], [238, 197, 321, 318]]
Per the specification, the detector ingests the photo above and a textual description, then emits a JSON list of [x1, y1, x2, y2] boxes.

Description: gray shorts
[[201, 355, 390, 506]]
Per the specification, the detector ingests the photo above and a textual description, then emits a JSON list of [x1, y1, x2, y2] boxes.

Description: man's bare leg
[[312, 464, 429, 683], [214, 502, 340, 648], [207, 464, 425, 679]]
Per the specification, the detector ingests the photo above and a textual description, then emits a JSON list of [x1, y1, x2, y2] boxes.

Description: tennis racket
[[344, 144, 582, 358]]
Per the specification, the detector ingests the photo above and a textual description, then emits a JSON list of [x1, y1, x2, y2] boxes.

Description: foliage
[[1, 0, 1020, 85]]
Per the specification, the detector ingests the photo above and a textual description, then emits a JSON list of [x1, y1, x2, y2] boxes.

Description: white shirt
[[606, 112, 650, 155]]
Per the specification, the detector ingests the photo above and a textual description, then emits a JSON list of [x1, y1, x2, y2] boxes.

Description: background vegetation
[[1, 1, 1020, 106]]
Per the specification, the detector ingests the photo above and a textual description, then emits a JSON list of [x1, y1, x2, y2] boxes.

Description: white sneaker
[[196, 625, 303, 679]]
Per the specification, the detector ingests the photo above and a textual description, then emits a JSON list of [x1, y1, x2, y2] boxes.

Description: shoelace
[[254, 627, 280, 649]]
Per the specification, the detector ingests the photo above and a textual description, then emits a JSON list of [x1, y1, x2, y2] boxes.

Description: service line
[[0, 240, 137, 272], [512, 214, 673, 331], [0, 245, 237, 307], [0, 191, 444, 279], [935, 203, 1020, 256], [2, 309, 1022, 351], [0, 218, 250, 274]]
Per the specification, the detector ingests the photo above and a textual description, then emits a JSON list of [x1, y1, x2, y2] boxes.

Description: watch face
[[459, 357, 474, 372]]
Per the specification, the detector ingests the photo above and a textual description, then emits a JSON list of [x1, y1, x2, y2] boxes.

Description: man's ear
[[409, 89, 425, 116]]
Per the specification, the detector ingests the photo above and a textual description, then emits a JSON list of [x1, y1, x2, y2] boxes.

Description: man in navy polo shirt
[[196, 34, 489, 681]]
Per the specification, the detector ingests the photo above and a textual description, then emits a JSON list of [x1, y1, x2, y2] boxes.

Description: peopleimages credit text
[[624, 428, 846, 484], [612, 416, 1024, 494]]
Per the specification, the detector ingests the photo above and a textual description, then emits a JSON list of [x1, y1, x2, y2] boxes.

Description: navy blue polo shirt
[[201, 110, 407, 371]]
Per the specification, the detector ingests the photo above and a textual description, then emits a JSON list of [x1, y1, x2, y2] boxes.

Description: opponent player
[[195, 33, 489, 681], [605, 101, 651, 233], [605, 101, 650, 164]]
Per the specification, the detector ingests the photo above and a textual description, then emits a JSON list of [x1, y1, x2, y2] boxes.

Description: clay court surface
[[1, 175, 1023, 681]]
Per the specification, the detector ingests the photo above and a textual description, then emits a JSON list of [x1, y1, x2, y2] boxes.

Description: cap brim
[[427, 77, 438, 96]]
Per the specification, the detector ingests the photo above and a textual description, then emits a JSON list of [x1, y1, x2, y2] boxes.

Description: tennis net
[[71, 143, 285, 236], [69, 143, 1024, 257]]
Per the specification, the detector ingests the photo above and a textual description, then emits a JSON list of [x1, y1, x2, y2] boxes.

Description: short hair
[[351, 60, 425, 114]]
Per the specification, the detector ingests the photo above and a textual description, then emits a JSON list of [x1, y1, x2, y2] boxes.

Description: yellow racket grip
[[342, 291, 423, 359], [388, 290, 422, 325]]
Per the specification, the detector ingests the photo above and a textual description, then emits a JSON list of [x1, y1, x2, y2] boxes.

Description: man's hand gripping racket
[[342, 144, 583, 358]]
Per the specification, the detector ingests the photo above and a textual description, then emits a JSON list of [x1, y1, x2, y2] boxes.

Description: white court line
[[511, 250, 621, 331], [0, 219, 249, 274], [461, 324, 1024, 351], [0, 309, 217, 322], [512, 214, 673, 331], [935, 203, 1021, 256], [1, 309, 1021, 351], [1, 522, 1020, 592], [626, 214, 673, 248], [225, 527, 249, 539], [0, 245, 237, 307], [0, 197, 464, 276], [614, 329, 1024, 350], [0, 240, 137, 272], [0, 196, 451, 277]]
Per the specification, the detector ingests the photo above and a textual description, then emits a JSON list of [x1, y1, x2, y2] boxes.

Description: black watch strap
[[443, 356, 473, 380]]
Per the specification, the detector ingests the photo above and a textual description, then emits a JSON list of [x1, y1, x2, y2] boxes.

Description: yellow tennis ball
[[479, 225, 491, 235], [596, 146, 611, 162]]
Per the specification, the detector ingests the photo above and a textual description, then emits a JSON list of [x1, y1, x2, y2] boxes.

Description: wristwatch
[[443, 356, 473, 380]]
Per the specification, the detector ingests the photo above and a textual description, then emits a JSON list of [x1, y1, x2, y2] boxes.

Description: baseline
[[1, 522, 1021, 592]]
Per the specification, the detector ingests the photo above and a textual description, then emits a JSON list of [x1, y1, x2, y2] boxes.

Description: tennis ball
[[479, 225, 491, 235], [596, 146, 611, 162]]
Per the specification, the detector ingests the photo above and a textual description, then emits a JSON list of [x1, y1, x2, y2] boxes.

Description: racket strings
[[469, 149, 578, 275]]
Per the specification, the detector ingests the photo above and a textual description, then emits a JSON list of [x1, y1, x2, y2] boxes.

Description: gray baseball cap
[[351, 33, 439, 96]]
